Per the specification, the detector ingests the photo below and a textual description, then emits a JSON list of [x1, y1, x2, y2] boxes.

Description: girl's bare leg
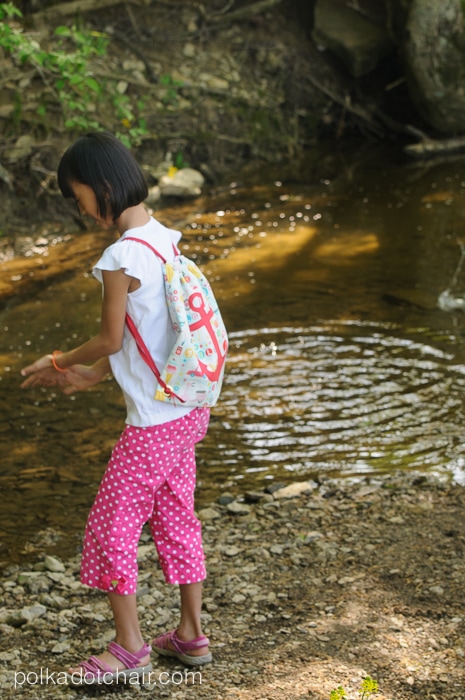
[[68, 593, 150, 672], [176, 581, 209, 656]]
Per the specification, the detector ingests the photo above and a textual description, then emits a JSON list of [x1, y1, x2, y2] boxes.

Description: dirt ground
[[1, 472, 464, 700]]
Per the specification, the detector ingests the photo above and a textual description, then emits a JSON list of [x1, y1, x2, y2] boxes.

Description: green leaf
[[84, 76, 100, 93], [54, 26, 72, 37], [0, 2, 23, 19]]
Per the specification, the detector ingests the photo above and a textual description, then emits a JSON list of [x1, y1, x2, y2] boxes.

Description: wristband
[[51, 350, 67, 373]]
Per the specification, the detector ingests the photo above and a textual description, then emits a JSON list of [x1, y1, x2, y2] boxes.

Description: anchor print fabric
[[159, 256, 228, 406]]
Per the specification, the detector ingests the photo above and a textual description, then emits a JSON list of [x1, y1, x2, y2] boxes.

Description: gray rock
[[273, 481, 314, 500], [145, 185, 161, 206], [430, 585, 445, 595], [20, 604, 47, 622], [244, 491, 266, 503], [159, 168, 204, 198], [6, 604, 47, 627], [226, 501, 251, 515], [44, 555, 65, 573], [199, 507, 222, 521], [217, 493, 235, 505], [137, 544, 153, 560], [264, 482, 287, 495]]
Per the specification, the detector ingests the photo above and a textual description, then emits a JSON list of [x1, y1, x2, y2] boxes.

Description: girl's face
[[71, 181, 113, 228]]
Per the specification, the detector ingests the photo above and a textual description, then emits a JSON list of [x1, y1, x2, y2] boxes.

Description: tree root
[[404, 131, 465, 159]]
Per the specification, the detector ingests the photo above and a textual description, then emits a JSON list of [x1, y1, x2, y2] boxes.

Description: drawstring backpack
[[123, 237, 228, 407]]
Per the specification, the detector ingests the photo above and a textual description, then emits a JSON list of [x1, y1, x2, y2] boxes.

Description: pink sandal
[[152, 629, 212, 666], [68, 641, 152, 684]]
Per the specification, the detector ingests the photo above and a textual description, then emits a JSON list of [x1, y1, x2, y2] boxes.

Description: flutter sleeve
[[92, 238, 162, 286]]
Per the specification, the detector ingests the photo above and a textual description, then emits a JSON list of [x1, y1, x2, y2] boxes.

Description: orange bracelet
[[51, 350, 67, 373]]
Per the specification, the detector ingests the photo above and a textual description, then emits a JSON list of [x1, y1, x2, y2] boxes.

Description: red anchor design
[[188, 292, 227, 381]]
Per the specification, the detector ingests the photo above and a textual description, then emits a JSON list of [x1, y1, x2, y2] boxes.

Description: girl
[[21, 132, 213, 683]]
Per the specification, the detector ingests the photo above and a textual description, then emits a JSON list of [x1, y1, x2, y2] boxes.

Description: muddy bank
[[1, 472, 464, 699]]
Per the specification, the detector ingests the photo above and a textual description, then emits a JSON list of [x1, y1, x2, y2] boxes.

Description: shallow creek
[[2, 144, 465, 563]]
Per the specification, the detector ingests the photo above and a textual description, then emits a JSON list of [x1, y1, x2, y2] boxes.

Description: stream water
[[2, 141, 465, 564]]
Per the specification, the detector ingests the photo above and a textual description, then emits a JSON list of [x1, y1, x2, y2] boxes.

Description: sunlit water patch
[[200, 321, 465, 496]]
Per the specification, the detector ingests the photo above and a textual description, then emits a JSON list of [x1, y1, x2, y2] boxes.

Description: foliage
[[0, 2, 148, 146], [159, 73, 183, 106], [174, 150, 190, 169], [360, 676, 379, 699], [330, 676, 379, 700]]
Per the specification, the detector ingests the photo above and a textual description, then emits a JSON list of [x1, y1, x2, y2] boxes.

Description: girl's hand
[[60, 361, 111, 395], [20, 354, 54, 380], [20, 356, 111, 392], [21, 354, 66, 389], [20, 365, 68, 389]]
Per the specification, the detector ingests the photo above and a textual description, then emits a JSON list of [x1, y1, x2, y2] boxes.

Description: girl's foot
[[68, 641, 152, 684], [152, 629, 212, 666]]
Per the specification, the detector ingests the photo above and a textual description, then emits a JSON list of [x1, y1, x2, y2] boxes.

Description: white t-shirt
[[93, 216, 192, 427]]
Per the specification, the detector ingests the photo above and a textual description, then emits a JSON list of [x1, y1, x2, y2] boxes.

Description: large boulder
[[312, 0, 394, 77], [403, 0, 465, 133]]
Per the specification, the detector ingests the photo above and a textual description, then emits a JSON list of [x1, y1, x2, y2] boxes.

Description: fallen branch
[[207, 0, 283, 24], [404, 133, 465, 159], [306, 73, 386, 137], [33, 0, 142, 21], [306, 72, 411, 139]]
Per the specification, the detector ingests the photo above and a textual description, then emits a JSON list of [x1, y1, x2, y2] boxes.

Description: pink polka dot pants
[[80, 407, 210, 595]]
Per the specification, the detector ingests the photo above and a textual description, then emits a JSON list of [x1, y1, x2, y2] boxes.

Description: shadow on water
[[2, 141, 465, 563]]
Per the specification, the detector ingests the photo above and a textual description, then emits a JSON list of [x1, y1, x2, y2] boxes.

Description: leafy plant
[[174, 150, 190, 169], [159, 73, 183, 106], [360, 676, 378, 700], [0, 2, 148, 145], [330, 676, 379, 700]]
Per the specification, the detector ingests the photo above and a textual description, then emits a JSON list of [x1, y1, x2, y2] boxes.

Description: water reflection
[[206, 321, 465, 499], [2, 144, 465, 562]]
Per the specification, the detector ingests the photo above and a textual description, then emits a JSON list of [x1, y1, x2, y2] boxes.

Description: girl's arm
[[21, 268, 134, 381]]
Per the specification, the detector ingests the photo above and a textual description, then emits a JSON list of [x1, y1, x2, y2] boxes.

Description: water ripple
[[203, 321, 465, 492]]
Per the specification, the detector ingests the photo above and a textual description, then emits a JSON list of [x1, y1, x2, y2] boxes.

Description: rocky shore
[[1, 472, 465, 699]]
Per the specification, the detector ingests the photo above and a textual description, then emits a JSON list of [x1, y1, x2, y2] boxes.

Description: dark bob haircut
[[57, 132, 148, 221]]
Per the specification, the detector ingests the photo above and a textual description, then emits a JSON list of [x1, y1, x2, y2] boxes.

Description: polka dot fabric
[[80, 407, 210, 595]]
